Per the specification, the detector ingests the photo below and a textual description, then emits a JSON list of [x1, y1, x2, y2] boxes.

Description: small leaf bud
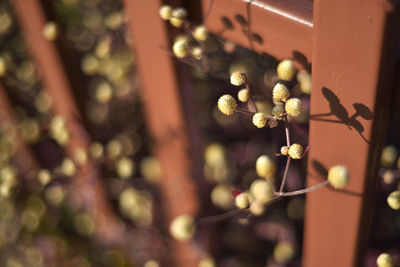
[[376, 253, 394, 267]]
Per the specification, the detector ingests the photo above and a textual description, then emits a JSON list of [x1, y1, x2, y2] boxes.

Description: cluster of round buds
[[252, 112, 267, 128], [272, 83, 290, 103], [285, 98, 303, 117], [256, 154, 275, 179], [169, 214, 195, 241], [237, 88, 249, 103], [218, 94, 237, 115], [327, 165, 349, 188], [387, 190, 400, 210], [376, 253, 394, 267], [288, 144, 303, 159], [159, 5, 187, 28], [193, 25, 208, 42], [230, 71, 245, 86], [277, 59, 296, 81]]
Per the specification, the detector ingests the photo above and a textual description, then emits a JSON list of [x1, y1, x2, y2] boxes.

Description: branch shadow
[[310, 159, 363, 197], [310, 87, 373, 144]]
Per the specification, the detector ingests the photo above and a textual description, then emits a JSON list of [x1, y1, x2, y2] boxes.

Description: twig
[[277, 180, 329, 197]]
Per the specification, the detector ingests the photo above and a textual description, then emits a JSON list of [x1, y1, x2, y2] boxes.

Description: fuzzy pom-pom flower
[[256, 155, 275, 178], [285, 98, 303, 117], [172, 39, 189, 58], [193, 25, 208, 42], [288, 144, 303, 159], [327, 165, 349, 188], [250, 179, 274, 204], [159, 5, 172, 20], [252, 112, 267, 128], [238, 89, 250, 102], [235, 193, 250, 209], [387, 190, 400, 210], [272, 83, 290, 102], [230, 71, 245, 86], [217, 94, 237, 115], [376, 253, 394, 267], [277, 59, 296, 81]]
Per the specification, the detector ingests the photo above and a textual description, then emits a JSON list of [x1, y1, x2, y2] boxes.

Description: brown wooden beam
[[202, 0, 313, 63], [123, 0, 203, 266], [304, 1, 400, 266]]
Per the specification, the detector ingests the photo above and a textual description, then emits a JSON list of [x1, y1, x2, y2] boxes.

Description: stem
[[279, 115, 291, 193], [197, 208, 247, 225], [277, 180, 329, 197], [243, 74, 258, 113], [235, 108, 254, 116]]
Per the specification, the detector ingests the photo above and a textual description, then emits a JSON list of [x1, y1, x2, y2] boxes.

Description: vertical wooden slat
[[12, 0, 123, 245], [123, 0, 202, 266], [304, 1, 400, 266]]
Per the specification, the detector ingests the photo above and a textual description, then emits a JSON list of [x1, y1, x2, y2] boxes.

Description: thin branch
[[279, 157, 291, 193], [243, 74, 258, 113], [277, 180, 329, 197], [197, 208, 247, 224]]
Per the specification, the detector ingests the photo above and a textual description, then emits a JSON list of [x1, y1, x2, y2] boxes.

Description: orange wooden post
[[303, 1, 400, 266], [12, 0, 124, 245], [123, 0, 203, 266]]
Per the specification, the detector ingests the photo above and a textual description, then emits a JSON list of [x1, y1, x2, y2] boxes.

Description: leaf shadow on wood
[[310, 87, 373, 144]]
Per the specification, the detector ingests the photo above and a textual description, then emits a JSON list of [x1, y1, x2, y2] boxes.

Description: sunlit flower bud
[[235, 192, 249, 209], [288, 144, 303, 159], [61, 158, 76, 177], [159, 5, 172, 20], [277, 59, 296, 81], [170, 214, 195, 241], [38, 169, 51, 186], [256, 155, 275, 179], [252, 112, 267, 128], [285, 98, 303, 117], [387, 190, 400, 210], [250, 201, 265, 216], [43, 21, 59, 41], [381, 145, 398, 167], [238, 89, 249, 103], [273, 242, 296, 264], [328, 165, 349, 189], [377, 253, 394, 267], [272, 83, 290, 102], [193, 25, 208, 42], [172, 39, 189, 58], [116, 157, 134, 179], [230, 71, 245, 86], [250, 179, 274, 204], [280, 146, 289, 156], [191, 46, 202, 60], [217, 94, 237, 115]]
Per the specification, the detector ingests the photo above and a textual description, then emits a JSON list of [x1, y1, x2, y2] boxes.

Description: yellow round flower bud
[[169, 17, 184, 27], [74, 148, 88, 166], [272, 105, 285, 118], [288, 144, 303, 159], [235, 193, 249, 209], [218, 94, 237, 115], [171, 8, 187, 19], [159, 5, 172, 20], [277, 59, 296, 81], [387, 190, 400, 210], [96, 82, 113, 103], [116, 157, 134, 179], [297, 70, 311, 95], [238, 89, 250, 103], [198, 258, 215, 267], [140, 157, 162, 184], [89, 142, 104, 159], [376, 253, 394, 267], [230, 71, 245, 86], [250, 179, 274, 204], [252, 112, 267, 128], [273, 241, 296, 264], [250, 201, 265, 216], [327, 165, 349, 189], [256, 155, 275, 178], [285, 98, 303, 117], [61, 158, 76, 177], [144, 260, 159, 267], [381, 145, 398, 167], [272, 83, 290, 102], [191, 46, 202, 60], [43, 21, 59, 41], [193, 25, 208, 42], [38, 169, 52, 186], [280, 146, 288, 156], [210, 184, 234, 210], [170, 214, 195, 241], [0, 57, 7, 77], [172, 39, 189, 58]]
